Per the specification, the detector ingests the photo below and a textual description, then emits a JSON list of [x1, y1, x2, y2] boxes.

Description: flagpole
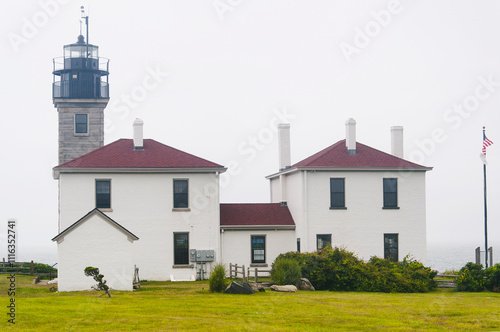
[[483, 126, 489, 268]]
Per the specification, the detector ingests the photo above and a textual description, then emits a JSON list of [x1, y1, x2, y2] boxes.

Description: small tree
[[84, 266, 111, 297], [209, 263, 228, 293]]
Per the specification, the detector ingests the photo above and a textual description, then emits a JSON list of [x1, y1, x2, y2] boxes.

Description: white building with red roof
[[220, 203, 296, 269], [266, 119, 432, 263], [53, 120, 227, 290], [51, 29, 431, 291]]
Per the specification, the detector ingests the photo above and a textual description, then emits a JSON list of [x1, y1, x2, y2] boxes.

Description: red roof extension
[[292, 139, 427, 169], [55, 139, 224, 168], [220, 203, 295, 226]]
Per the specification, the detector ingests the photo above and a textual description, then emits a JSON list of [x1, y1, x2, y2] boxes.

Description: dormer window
[[75, 114, 88, 134]]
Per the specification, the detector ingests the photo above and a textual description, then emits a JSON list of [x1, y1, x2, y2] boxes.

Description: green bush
[[366, 256, 437, 293], [209, 263, 228, 293], [271, 257, 302, 287], [275, 247, 437, 293], [484, 264, 500, 292], [456, 262, 484, 292]]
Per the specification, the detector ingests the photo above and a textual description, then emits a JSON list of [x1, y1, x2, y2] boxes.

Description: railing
[[435, 274, 458, 288], [229, 263, 271, 283], [0, 260, 58, 279], [0, 261, 32, 275], [53, 81, 109, 99], [53, 56, 109, 73]]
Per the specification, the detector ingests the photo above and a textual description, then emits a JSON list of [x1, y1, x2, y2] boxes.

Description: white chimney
[[391, 126, 404, 158], [133, 118, 144, 150], [278, 123, 291, 171], [345, 118, 356, 155]]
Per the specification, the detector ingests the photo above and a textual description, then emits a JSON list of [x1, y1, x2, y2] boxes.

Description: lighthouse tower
[[52, 8, 109, 164]]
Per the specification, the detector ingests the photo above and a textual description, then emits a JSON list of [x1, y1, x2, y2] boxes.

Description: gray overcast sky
[[1, 0, 500, 259]]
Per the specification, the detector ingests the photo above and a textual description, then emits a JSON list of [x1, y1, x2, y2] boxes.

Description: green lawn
[[2, 275, 500, 331]]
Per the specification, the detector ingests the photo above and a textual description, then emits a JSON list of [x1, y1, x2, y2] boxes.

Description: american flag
[[482, 136, 494, 155]]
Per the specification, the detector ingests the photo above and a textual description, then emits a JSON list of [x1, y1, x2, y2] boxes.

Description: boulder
[[299, 278, 315, 291], [224, 281, 255, 295], [270, 285, 297, 292], [249, 283, 266, 292]]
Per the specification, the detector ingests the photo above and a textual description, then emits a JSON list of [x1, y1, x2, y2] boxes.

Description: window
[[96, 180, 111, 209], [173, 179, 188, 208], [174, 233, 189, 265], [384, 234, 398, 262], [251, 235, 266, 264], [75, 114, 88, 134], [317, 234, 331, 251], [330, 178, 345, 209], [383, 178, 398, 208], [297, 238, 301, 252]]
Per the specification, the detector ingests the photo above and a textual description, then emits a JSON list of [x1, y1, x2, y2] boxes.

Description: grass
[[1, 275, 500, 331]]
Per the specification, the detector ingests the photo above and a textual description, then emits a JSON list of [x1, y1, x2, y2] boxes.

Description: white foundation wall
[[58, 172, 220, 281], [57, 214, 135, 291], [221, 230, 296, 269], [272, 170, 427, 263]]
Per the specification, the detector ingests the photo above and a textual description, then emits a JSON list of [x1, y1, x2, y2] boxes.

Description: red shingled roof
[[56, 139, 224, 169], [292, 139, 427, 169], [220, 203, 295, 226]]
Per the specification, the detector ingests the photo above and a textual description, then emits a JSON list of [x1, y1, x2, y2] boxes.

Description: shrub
[[209, 263, 228, 293], [361, 255, 437, 293], [275, 247, 437, 293], [456, 262, 484, 292], [271, 257, 302, 287], [484, 263, 500, 292]]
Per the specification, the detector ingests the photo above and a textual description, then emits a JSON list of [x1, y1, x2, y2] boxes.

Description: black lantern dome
[[52, 34, 109, 99]]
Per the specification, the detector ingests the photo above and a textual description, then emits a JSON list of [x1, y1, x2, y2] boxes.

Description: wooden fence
[[0, 261, 58, 279], [229, 263, 271, 283], [435, 274, 458, 288]]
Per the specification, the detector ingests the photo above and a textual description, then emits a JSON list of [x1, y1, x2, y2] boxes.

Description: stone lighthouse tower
[[52, 8, 109, 164]]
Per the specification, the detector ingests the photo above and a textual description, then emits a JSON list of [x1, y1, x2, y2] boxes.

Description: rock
[[32, 276, 40, 284], [249, 283, 265, 292], [270, 285, 297, 292], [224, 281, 255, 294], [299, 278, 315, 291], [47, 278, 58, 285]]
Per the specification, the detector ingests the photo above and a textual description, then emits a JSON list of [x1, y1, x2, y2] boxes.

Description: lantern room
[[52, 34, 109, 99]]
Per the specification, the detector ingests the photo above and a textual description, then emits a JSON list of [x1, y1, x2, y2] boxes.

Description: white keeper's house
[[51, 30, 432, 291]]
